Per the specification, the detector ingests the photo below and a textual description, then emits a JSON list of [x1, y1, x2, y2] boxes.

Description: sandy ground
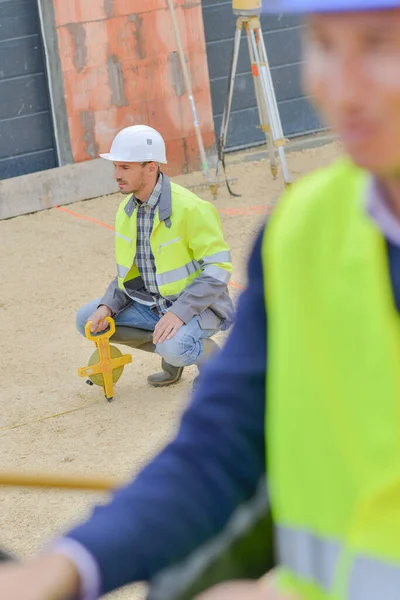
[[0, 142, 339, 599]]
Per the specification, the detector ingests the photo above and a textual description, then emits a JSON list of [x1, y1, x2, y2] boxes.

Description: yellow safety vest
[[114, 180, 232, 301], [263, 157, 400, 599]]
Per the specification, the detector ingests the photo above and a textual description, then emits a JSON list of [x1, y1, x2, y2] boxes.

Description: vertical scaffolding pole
[[166, 0, 218, 198]]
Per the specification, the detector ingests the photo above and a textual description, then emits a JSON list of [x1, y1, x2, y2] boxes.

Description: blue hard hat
[[262, 0, 400, 12]]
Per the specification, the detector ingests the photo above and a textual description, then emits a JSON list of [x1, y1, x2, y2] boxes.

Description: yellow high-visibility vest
[[115, 180, 232, 301], [263, 157, 400, 599]]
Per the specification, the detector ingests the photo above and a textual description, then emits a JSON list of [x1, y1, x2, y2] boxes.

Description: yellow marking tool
[[78, 317, 132, 402]]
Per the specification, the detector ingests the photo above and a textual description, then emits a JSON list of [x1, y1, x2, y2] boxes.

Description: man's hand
[[194, 577, 298, 600], [195, 581, 268, 600], [88, 305, 112, 334], [0, 554, 80, 600], [153, 312, 184, 344], [195, 570, 299, 600]]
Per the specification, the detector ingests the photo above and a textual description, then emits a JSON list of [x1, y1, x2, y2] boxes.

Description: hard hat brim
[[262, 0, 400, 12], [99, 153, 167, 164]]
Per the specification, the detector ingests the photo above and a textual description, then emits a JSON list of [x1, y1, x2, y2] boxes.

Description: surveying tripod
[[216, 1, 291, 189]]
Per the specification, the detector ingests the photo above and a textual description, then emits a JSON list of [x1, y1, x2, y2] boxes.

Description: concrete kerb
[[0, 132, 336, 221], [0, 158, 116, 220], [225, 132, 336, 167]]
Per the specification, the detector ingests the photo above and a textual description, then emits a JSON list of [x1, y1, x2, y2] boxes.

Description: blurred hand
[[194, 574, 298, 600], [153, 312, 183, 344], [88, 305, 112, 334], [0, 554, 80, 600]]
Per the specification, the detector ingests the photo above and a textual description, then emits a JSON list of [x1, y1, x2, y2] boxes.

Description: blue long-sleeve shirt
[[66, 200, 400, 598]]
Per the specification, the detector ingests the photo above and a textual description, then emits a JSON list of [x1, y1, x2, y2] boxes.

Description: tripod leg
[[215, 19, 243, 185], [245, 21, 278, 180], [253, 20, 291, 186]]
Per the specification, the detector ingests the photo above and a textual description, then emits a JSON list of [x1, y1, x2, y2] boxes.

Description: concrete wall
[[52, 0, 216, 176]]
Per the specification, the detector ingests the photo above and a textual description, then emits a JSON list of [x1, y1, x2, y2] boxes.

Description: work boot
[[192, 338, 220, 392], [147, 360, 184, 387], [111, 326, 184, 387]]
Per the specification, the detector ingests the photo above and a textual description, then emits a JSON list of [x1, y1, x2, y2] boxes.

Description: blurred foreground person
[[2, 0, 400, 598]]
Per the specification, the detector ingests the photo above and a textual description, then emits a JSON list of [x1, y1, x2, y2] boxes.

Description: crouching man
[[77, 125, 234, 386]]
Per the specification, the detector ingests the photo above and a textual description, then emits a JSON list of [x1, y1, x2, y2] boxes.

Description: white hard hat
[[100, 125, 167, 164]]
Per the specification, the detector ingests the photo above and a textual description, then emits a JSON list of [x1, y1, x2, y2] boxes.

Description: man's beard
[[129, 176, 146, 195]]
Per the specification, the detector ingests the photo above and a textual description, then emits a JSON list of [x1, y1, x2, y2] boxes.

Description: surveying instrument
[[216, 0, 291, 189]]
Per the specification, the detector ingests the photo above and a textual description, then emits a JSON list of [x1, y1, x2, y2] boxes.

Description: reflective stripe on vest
[[277, 526, 340, 592], [202, 264, 231, 283], [156, 259, 201, 287], [278, 525, 400, 600], [156, 255, 232, 288], [348, 554, 400, 600], [115, 231, 132, 243], [158, 236, 183, 250], [117, 264, 130, 279], [200, 250, 232, 265]]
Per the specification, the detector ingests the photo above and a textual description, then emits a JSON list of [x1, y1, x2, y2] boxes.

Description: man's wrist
[[49, 538, 101, 600], [28, 553, 81, 599], [98, 304, 114, 317], [168, 305, 192, 325]]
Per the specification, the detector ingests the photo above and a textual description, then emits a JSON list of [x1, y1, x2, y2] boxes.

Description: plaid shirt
[[133, 174, 172, 315]]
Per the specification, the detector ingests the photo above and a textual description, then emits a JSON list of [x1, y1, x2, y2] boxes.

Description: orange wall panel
[[94, 104, 149, 151], [164, 138, 187, 177], [52, 0, 215, 173], [185, 131, 216, 173], [54, 0, 107, 27], [112, 0, 169, 17]]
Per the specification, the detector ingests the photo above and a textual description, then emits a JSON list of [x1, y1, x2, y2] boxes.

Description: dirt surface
[[0, 142, 339, 599]]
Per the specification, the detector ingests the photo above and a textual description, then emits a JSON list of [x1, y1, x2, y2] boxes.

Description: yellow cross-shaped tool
[[78, 317, 132, 402]]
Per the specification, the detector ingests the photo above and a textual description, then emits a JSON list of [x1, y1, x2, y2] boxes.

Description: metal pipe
[[166, 0, 217, 198]]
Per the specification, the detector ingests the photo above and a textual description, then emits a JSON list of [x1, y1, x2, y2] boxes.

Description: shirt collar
[[133, 173, 163, 210], [366, 177, 400, 247]]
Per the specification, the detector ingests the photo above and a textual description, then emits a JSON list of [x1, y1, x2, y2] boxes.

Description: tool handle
[[84, 316, 116, 341]]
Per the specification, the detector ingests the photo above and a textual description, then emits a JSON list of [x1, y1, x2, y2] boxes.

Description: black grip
[[0, 548, 15, 562]]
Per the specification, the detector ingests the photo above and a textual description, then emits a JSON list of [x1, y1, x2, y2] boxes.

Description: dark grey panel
[[202, 4, 242, 43], [271, 63, 304, 102], [263, 26, 303, 68], [278, 97, 322, 136], [201, 0, 230, 6], [207, 27, 303, 80], [210, 63, 304, 116], [0, 0, 57, 179], [203, 4, 300, 42], [202, 0, 322, 148], [214, 97, 321, 149], [0, 35, 44, 80], [0, 112, 54, 160], [0, 0, 40, 42], [214, 107, 265, 149], [0, 73, 49, 119], [0, 149, 56, 180]]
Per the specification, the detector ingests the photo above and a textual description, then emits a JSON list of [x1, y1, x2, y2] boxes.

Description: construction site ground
[[0, 141, 339, 599]]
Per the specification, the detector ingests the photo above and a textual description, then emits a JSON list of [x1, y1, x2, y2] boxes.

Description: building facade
[[0, 0, 321, 182]]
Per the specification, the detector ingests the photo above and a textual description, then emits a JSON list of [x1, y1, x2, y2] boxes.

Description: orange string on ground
[[216, 206, 270, 216], [56, 205, 115, 231], [229, 281, 245, 290]]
